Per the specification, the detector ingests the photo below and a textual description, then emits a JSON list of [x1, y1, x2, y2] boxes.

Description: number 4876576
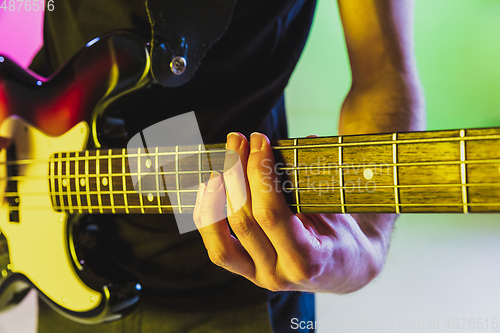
[[1, 0, 54, 11]]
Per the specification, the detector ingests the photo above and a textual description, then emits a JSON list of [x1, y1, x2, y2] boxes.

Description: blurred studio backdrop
[[0, 0, 499, 332]]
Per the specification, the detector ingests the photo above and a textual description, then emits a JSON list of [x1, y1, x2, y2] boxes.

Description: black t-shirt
[[32, 1, 317, 332], [32, 0, 316, 142]]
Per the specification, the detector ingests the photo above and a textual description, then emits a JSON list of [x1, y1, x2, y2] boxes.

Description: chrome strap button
[[170, 56, 187, 75]]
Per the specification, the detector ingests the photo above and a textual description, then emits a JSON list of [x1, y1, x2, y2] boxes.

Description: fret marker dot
[[62, 179, 68, 187], [363, 168, 374, 180], [102, 177, 108, 186], [146, 159, 152, 168], [80, 178, 86, 187], [147, 193, 154, 202]]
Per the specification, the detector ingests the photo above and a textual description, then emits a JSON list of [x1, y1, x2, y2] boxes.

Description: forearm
[[333, 0, 426, 292], [338, 0, 425, 135]]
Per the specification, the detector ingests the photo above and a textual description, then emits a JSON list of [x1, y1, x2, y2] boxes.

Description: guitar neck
[[49, 127, 500, 215]]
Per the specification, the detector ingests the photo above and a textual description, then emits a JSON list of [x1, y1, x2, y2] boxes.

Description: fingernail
[[210, 170, 221, 179], [207, 171, 223, 192], [250, 132, 265, 153], [227, 132, 245, 151]]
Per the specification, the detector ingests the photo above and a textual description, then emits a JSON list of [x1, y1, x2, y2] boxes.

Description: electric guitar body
[[0, 33, 152, 324]]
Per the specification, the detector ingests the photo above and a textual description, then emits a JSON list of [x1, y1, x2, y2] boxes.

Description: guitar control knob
[[170, 56, 187, 75]]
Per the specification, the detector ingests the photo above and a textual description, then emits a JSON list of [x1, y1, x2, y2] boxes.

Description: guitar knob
[[170, 56, 187, 75]]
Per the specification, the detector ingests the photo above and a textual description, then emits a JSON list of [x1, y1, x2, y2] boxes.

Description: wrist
[[339, 70, 425, 135]]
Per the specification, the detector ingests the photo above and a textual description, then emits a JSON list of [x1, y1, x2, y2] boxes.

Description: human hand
[[193, 132, 392, 293]]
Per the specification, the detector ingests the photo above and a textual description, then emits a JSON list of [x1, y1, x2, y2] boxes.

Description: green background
[[286, 2, 500, 331], [286, 0, 500, 137]]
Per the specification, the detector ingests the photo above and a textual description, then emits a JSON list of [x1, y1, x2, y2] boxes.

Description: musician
[[20, 0, 425, 332]]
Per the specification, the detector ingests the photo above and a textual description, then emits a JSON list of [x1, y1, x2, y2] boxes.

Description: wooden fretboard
[[48, 127, 500, 214]]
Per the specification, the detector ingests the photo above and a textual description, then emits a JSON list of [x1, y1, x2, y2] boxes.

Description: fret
[[153, 147, 161, 213], [95, 150, 103, 213], [396, 130, 462, 213], [338, 136, 346, 213], [65, 152, 74, 213], [198, 144, 203, 185], [84, 150, 92, 213], [460, 129, 468, 213], [159, 165, 168, 212], [341, 133, 394, 213], [49, 154, 57, 210], [175, 145, 182, 214], [293, 139, 301, 213], [108, 149, 116, 214], [57, 153, 65, 213], [74, 152, 82, 213], [137, 148, 145, 214], [121, 149, 129, 214], [96, 152, 111, 212], [393, 133, 400, 213]]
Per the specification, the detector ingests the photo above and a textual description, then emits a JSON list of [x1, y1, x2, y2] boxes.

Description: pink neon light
[[0, 7, 44, 69]]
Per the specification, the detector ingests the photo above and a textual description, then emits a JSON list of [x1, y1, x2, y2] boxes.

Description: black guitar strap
[[146, 0, 238, 88]]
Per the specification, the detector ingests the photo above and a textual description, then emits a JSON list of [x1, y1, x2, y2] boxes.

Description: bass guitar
[[0, 32, 499, 324]]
